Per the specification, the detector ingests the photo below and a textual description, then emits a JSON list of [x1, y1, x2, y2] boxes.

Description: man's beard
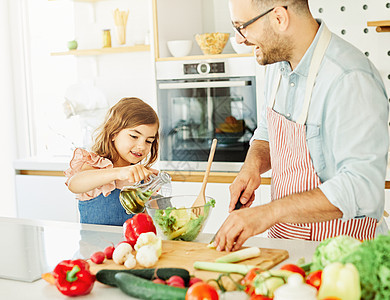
[[255, 26, 293, 65]]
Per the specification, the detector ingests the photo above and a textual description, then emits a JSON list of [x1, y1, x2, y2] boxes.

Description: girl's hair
[[92, 97, 159, 167]]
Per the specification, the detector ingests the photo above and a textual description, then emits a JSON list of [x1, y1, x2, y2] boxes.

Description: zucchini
[[96, 267, 190, 287], [115, 272, 187, 300]]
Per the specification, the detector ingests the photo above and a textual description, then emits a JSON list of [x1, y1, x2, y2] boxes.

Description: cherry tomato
[[279, 264, 306, 278], [241, 268, 262, 296], [306, 270, 322, 290], [185, 282, 219, 300]]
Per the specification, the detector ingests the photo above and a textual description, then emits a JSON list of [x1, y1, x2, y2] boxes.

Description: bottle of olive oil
[[119, 171, 171, 214]]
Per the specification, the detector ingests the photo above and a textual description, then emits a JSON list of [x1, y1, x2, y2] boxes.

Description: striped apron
[[267, 25, 377, 241]]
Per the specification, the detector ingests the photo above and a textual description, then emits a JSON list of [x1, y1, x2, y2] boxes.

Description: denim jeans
[[78, 188, 135, 226]]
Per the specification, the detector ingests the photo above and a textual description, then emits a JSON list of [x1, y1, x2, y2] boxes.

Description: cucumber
[[115, 272, 187, 300], [96, 267, 190, 287]]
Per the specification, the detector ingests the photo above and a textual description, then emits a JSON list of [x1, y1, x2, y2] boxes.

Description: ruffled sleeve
[[64, 148, 116, 200]]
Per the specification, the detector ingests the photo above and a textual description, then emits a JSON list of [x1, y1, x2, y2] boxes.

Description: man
[[214, 0, 389, 252]]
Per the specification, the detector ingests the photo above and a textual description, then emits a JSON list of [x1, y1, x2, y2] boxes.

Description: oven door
[[157, 76, 257, 171]]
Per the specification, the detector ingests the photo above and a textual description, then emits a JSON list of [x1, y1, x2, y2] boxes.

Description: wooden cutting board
[[89, 240, 289, 287]]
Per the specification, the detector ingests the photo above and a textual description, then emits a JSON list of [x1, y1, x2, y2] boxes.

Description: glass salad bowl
[[145, 195, 215, 241]]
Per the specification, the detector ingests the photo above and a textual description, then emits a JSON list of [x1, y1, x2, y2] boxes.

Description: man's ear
[[272, 6, 289, 32]]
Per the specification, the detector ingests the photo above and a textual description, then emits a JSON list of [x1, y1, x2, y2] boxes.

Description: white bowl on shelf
[[167, 40, 193, 57], [230, 37, 254, 54]]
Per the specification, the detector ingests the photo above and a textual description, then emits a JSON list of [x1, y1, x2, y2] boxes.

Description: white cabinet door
[[15, 175, 78, 222]]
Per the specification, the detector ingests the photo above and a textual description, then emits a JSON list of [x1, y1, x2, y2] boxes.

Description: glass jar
[[119, 171, 171, 214], [102, 29, 111, 48]]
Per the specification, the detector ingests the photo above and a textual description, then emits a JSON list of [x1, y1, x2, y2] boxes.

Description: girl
[[65, 97, 160, 226]]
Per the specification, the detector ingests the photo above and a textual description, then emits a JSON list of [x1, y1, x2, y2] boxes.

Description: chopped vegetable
[[123, 213, 156, 247], [306, 270, 322, 290], [193, 261, 256, 275], [103, 245, 115, 259], [124, 254, 137, 269], [340, 234, 390, 300], [41, 272, 55, 285], [134, 232, 162, 257], [252, 269, 293, 298], [90, 251, 105, 264], [279, 263, 306, 278], [136, 245, 159, 268], [167, 275, 185, 288], [185, 282, 219, 300], [113, 242, 133, 265], [310, 235, 361, 272], [115, 272, 188, 300], [216, 247, 261, 263], [154, 199, 215, 241], [317, 262, 360, 300], [52, 259, 95, 297]]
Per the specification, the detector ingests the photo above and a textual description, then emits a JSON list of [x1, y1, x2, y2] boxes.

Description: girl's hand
[[117, 165, 153, 183]]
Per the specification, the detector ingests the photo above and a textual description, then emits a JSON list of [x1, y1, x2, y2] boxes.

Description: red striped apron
[[267, 25, 377, 241]]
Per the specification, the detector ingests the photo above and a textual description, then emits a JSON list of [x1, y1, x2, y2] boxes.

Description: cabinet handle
[[158, 80, 251, 89]]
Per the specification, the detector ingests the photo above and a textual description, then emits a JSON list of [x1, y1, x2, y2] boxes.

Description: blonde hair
[[92, 97, 159, 167]]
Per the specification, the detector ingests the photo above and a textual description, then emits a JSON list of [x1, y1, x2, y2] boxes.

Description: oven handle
[[158, 80, 251, 89]]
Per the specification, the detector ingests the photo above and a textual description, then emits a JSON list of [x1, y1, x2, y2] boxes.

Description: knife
[[209, 199, 243, 245]]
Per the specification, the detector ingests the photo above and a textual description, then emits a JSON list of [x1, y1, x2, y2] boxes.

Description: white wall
[[0, 0, 17, 217]]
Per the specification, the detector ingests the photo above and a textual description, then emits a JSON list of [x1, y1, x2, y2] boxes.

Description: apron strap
[[296, 25, 332, 125], [268, 73, 281, 108]]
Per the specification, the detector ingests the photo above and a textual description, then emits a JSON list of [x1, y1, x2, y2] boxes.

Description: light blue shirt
[[253, 21, 389, 233]]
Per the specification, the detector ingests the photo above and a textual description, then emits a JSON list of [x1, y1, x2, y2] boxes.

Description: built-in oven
[[156, 57, 257, 172]]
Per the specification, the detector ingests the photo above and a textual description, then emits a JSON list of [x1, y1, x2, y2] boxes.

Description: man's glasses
[[232, 6, 287, 38]]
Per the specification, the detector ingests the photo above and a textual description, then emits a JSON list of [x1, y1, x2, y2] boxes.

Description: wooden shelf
[[156, 52, 254, 62], [49, 0, 106, 2], [367, 20, 390, 33], [51, 45, 150, 56]]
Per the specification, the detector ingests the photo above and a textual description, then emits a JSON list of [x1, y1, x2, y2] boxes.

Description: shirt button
[[290, 82, 295, 87], [286, 113, 291, 118], [281, 68, 285, 72]]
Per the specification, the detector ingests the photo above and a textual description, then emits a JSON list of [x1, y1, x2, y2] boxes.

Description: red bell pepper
[[52, 259, 95, 297], [123, 213, 156, 246]]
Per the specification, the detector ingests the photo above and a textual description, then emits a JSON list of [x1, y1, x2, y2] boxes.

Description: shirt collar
[[279, 19, 326, 77]]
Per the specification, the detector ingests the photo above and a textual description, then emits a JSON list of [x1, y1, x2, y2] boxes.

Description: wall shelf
[[156, 52, 253, 62], [51, 45, 150, 56], [367, 20, 390, 32]]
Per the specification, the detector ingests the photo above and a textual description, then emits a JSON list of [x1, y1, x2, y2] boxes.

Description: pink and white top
[[64, 148, 131, 201]]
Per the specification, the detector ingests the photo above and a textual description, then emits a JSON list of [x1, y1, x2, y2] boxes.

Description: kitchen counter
[[0, 217, 319, 300]]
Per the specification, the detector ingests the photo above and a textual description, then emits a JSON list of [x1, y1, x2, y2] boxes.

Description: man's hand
[[229, 167, 262, 212], [214, 205, 274, 252]]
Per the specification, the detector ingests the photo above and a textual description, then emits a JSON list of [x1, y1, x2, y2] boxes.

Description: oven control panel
[[183, 62, 225, 75]]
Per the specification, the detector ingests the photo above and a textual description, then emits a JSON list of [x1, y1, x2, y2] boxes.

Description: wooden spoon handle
[[200, 139, 218, 193]]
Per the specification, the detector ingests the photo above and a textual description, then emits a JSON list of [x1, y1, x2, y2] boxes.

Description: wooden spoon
[[191, 139, 218, 215]]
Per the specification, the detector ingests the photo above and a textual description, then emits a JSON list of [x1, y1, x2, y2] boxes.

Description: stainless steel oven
[[156, 57, 257, 172]]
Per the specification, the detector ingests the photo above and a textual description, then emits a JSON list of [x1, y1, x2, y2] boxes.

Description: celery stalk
[[215, 247, 261, 263], [193, 261, 256, 275]]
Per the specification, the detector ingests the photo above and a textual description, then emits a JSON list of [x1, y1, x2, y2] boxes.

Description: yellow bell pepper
[[318, 262, 361, 300]]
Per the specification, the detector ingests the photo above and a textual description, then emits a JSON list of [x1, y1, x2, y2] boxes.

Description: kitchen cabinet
[[15, 175, 79, 223], [152, 0, 252, 61]]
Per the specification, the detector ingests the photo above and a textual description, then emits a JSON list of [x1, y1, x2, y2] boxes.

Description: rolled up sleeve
[[318, 71, 389, 221]]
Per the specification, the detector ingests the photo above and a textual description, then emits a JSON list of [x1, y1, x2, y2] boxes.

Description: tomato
[[241, 268, 262, 296], [279, 264, 306, 278], [306, 270, 322, 290], [185, 282, 219, 300]]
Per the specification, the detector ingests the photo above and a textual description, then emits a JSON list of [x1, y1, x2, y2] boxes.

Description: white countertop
[[0, 217, 319, 300]]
